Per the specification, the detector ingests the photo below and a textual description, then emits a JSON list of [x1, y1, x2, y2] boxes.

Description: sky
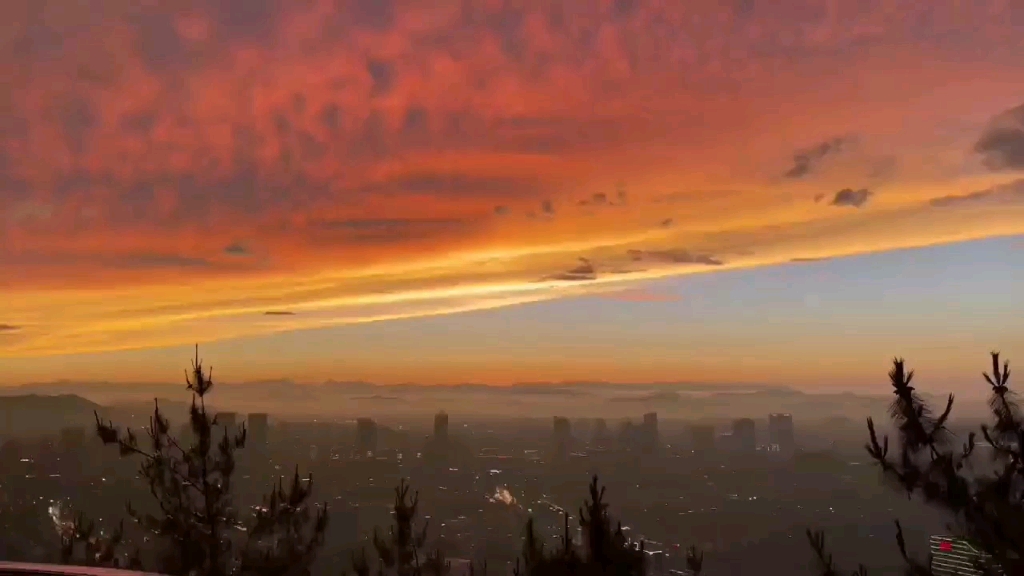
[[2, 1, 1024, 391]]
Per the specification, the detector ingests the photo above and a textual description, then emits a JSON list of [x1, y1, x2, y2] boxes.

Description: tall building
[[641, 412, 659, 453], [732, 418, 756, 453], [215, 412, 238, 435], [929, 535, 1001, 575], [248, 413, 269, 446], [433, 411, 449, 442], [553, 416, 571, 438], [356, 418, 378, 456], [553, 416, 571, 458], [689, 424, 716, 454], [768, 413, 795, 454]]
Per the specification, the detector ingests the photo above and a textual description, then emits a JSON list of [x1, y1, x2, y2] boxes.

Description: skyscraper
[[553, 416, 571, 459], [641, 412, 659, 453], [732, 418, 756, 453], [768, 413, 795, 455], [215, 412, 238, 433], [433, 411, 449, 443], [248, 413, 269, 446], [356, 418, 378, 456]]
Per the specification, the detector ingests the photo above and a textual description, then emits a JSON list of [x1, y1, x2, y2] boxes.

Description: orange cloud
[[3, 1, 1024, 359]]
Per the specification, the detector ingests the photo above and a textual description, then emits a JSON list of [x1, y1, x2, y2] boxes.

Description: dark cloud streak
[[310, 217, 470, 245], [224, 243, 250, 256], [789, 256, 828, 263], [784, 136, 854, 179], [929, 179, 1024, 209], [627, 249, 723, 266], [545, 258, 596, 281], [829, 188, 873, 208], [975, 103, 1024, 172]]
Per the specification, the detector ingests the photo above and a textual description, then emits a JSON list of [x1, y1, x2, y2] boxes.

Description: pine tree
[[78, 346, 328, 576], [808, 353, 1020, 575], [57, 511, 142, 569], [351, 478, 450, 576], [514, 476, 653, 576]]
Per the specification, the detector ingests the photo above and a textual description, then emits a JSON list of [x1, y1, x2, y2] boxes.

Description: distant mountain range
[[0, 394, 105, 437], [6, 379, 782, 391], [0, 379, 991, 434]]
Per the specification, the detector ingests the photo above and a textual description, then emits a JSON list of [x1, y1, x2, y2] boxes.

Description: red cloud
[[1, 0, 1020, 291]]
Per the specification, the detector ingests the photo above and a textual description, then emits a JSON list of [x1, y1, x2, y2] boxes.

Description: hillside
[[0, 394, 104, 437]]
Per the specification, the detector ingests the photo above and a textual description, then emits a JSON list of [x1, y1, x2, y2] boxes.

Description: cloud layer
[[3, 1, 1024, 358]]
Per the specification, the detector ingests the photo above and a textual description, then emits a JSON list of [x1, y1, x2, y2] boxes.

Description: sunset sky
[[2, 1, 1023, 391]]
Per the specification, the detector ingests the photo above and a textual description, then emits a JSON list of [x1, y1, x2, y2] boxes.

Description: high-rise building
[[433, 411, 449, 442], [553, 416, 571, 438], [248, 413, 269, 446], [215, 412, 237, 426], [213, 412, 239, 443], [929, 535, 1001, 575], [356, 418, 378, 456], [641, 412, 659, 453], [768, 413, 795, 454], [689, 424, 716, 454], [553, 416, 571, 458], [732, 418, 756, 453], [643, 412, 658, 428], [215, 412, 238, 432]]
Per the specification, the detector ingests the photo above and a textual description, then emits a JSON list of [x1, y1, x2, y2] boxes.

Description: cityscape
[[0, 389, 999, 574]]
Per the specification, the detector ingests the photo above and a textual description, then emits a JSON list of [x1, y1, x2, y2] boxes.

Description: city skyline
[[2, 2, 1023, 389]]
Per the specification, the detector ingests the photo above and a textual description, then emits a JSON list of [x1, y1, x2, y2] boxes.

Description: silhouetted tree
[[351, 478, 450, 576], [684, 545, 703, 576], [57, 511, 142, 570], [809, 353, 1019, 575], [76, 346, 328, 576], [514, 476, 654, 576]]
